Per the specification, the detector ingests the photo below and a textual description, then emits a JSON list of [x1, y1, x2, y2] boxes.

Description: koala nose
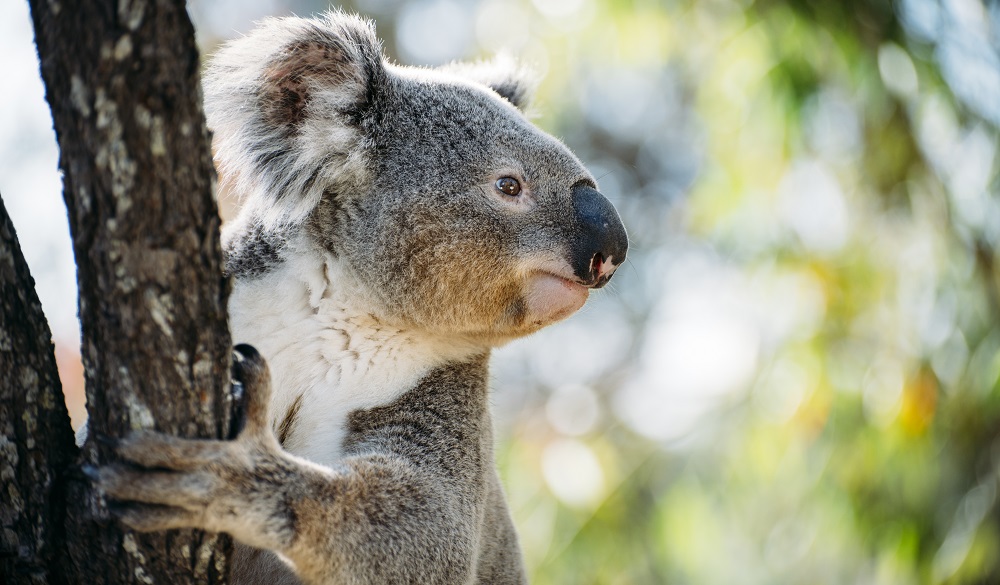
[[570, 184, 628, 288]]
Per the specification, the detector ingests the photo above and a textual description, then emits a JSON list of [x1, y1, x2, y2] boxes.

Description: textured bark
[[0, 194, 77, 584], [25, 0, 234, 582]]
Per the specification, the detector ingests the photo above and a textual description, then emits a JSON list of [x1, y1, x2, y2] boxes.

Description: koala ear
[[205, 12, 388, 228], [439, 55, 537, 111]]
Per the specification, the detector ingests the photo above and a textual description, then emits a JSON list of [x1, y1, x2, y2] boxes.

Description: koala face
[[208, 13, 627, 345]]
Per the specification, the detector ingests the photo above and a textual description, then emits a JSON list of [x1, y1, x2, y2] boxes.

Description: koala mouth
[[523, 270, 590, 326]]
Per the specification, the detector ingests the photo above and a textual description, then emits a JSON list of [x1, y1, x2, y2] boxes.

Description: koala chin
[[97, 11, 627, 585]]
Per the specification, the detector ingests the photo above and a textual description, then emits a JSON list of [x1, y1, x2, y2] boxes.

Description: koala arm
[[98, 347, 498, 585]]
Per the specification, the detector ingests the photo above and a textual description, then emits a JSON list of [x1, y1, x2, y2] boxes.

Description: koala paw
[[97, 430, 236, 532], [92, 345, 295, 548]]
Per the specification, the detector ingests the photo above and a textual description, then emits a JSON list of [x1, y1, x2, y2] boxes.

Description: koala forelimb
[[96, 10, 627, 585], [105, 346, 504, 583]]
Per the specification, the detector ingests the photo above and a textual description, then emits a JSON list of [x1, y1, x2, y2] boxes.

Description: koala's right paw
[[94, 345, 296, 548], [97, 430, 238, 532]]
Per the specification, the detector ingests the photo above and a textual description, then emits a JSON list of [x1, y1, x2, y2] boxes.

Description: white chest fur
[[228, 240, 478, 467]]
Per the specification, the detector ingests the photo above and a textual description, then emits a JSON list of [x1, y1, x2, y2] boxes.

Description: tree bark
[[0, 194, 77, 584], [13, 0, 235, 582]]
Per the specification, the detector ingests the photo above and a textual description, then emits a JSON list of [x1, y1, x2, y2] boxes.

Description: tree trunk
[[1, 0, 235, 582]]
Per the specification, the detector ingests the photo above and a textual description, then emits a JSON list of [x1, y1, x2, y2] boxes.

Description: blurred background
[[4, 0, 1000, 583]]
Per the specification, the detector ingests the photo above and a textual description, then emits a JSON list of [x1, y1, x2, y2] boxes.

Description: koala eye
[[495, 177, 521, 197]]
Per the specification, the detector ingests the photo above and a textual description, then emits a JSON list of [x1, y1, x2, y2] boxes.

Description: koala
[[97, 11, 627, 585]]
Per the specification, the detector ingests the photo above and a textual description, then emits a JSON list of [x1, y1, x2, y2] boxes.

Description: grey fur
[[225, 219, 288, 279], [97, 11, 627, 585]]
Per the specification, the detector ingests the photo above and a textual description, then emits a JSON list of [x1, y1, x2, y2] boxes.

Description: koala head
[[208, 12, 628, 346]]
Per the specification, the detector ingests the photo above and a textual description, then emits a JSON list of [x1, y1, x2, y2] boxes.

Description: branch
[[0, 193, 76, 584]]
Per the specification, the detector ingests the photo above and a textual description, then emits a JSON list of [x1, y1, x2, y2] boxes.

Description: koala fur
[[98, 11, 627, 585]]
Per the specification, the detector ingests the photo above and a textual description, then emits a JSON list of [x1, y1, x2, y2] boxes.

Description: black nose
[[570, 184, 628, 287]]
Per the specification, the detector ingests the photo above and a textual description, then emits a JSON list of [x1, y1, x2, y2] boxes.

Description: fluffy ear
[[439, 55, 537, 111], [205, 12, 388, 228]]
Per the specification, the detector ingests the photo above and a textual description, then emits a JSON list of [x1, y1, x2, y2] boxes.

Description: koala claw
[[230, 343, 273, 439]]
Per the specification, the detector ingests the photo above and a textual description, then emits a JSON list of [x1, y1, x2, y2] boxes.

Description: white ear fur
[[438, 54, 538, 111], [204, 12, 385, 229]]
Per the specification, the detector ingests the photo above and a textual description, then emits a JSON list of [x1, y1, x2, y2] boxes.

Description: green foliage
[[479, 0, 1000, 583]]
